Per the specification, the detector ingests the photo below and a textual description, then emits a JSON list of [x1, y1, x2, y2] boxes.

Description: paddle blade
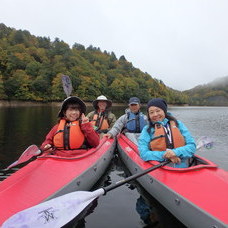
[[196, 136, 213, 150], [6, 145, 41, 170], [2, 189, 104, 228], [62, 75, 73, 97]]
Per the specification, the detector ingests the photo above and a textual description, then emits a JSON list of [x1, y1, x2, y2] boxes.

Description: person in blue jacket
[[138, 98, 196, 168]]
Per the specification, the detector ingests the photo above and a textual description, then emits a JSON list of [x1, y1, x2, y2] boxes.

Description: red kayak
[[117, 134, 228, 228], [0, 137, 116, 225]]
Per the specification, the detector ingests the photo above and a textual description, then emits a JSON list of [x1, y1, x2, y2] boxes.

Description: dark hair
[[147, 113, 178, 134], [63, 103, 82, 115]]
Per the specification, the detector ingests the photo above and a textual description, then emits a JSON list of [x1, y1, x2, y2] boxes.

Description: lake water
[[0, 105, 228, 227]]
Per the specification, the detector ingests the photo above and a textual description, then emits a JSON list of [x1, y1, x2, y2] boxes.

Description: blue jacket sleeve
[[138, 121, 196, 162], [172, 120, 196, 159], [138, 126, 166, 162]]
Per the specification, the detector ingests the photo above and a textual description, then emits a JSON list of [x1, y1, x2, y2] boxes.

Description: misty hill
[[184, 76, 228, 106], [0, 23, 188, 104]]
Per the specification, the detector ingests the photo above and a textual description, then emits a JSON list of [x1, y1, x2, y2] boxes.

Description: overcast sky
[[1, 0, 228, 91]]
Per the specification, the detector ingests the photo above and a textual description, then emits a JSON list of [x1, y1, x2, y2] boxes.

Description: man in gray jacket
[[104, 97, 147, 144]]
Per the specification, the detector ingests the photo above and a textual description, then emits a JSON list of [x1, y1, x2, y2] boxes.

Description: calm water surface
[[0, 105, 228, 227]]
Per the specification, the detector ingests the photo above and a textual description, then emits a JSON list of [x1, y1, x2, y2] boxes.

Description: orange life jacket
[[91, 112, 110, 130], [53, 119, 85, 150], [150, 121, 185, 151]]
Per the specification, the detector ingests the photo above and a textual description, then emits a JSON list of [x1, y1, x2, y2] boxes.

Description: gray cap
[[128, 97, 140, 105]]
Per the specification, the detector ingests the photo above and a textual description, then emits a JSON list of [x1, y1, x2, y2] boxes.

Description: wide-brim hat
[[92, 95, 112, 109], [58, 96, 86, 117]]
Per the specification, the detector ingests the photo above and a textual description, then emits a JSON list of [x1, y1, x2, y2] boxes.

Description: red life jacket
[[91, 112, 110, 130], [53, 119, 85, 150], [150, 121, 185, 151]]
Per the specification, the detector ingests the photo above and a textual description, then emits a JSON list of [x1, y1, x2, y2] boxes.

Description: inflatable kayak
[[0, 137, 116, 225], [117, 133, 228, 228]]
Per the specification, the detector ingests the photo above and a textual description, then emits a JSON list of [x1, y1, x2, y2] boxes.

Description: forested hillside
[[184, 76, 228, 106], [0, 23, 188, 104]]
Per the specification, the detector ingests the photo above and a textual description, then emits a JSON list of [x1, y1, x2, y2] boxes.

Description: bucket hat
[[58, 96, 86, 117], [92, 95, 112, 109]]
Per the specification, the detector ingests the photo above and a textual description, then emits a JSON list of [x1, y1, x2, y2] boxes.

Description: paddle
[[2, 137, 213, 228], [0, 76, 72, 174], [196, 136, 213, 150], [0, 145, 42, 172], [1, 161, 169, 228], [62, 75, 73, 97]]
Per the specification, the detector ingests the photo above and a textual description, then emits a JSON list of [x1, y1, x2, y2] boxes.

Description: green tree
[[51, 38, 70, 56], [72, 42, 85, 50], [0, 47, 7, 73], [51, 73, 66, 100], [4, 70, 33, 99], [0, 23, 12, 39], [37, 36, 51, 49], [52, 55, 67, 75], [0, 74, 6, 99], [109, 78, 125, 101], [76, 76, 101, 100], [119, 55, 126, 61], [25, 61, 41, 77], [110, 52, 117, 61], [31, 75, 50, 101]]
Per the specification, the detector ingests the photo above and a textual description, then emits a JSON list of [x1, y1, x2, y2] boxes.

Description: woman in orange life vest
[[87, 95, 116, 135], [40, 96, 99, 157], [138, 98, 196, 168]]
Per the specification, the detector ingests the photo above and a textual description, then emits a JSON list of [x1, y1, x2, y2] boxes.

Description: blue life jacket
[[125, 112, 147, 133]]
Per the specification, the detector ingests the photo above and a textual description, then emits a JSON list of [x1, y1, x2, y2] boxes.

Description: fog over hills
[[184, 76, 228, 106]]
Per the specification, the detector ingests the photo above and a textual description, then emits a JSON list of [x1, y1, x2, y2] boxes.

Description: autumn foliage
[[0, 23, 188, 104]]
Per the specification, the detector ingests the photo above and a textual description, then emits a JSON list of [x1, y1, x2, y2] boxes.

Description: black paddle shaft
[[103, 160, 170, 193]]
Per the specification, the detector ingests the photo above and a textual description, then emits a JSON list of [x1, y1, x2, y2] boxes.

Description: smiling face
[[129, 104, 140, 113], [148, 106, 165, 122], [97, 101, 107, 111], [64, 104, 81, 121]]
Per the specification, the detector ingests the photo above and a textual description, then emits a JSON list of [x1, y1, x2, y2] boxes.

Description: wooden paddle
[[1, 137, 213, 228]]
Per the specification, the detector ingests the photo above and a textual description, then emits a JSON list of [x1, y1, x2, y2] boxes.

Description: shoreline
[[0, 100, 127, 107], [2, 100, 227, 107]]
